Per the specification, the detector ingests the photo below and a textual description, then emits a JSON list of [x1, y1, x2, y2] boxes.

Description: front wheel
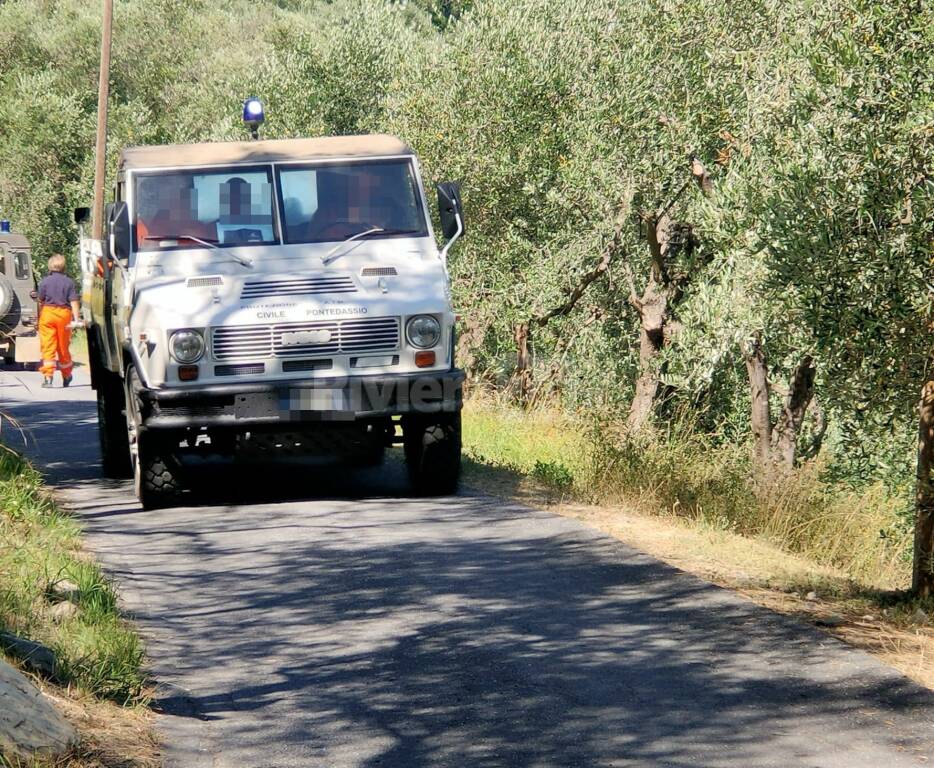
[[403, 411, 462, 495], [134, 434, 181, 510], [125, 365, 181, 509]]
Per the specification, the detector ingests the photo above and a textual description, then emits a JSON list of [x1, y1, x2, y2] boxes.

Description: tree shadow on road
[[85, 496, 934, 767], [3, 382, 933, 767]]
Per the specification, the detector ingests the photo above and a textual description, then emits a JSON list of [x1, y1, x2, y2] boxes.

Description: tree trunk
[[623, 159, 712, 433], [913, 373, 934, 597], [799, 396, 827, 461], [772, 355, 816, 469], [513, 321, 531, 405], [626, 213, 674, 433], [627, 277, 668, 432], [742, 335, 772, 466]]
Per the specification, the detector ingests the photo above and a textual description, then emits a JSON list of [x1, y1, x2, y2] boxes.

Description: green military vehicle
[[0, 220, 38, 364]]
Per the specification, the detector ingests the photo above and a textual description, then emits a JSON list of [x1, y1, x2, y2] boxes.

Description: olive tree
[[388, 0, 813, 421], [755, 0, 933, 591]]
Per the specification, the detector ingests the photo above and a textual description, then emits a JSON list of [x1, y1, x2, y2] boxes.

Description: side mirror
[[73, 207, 90, 225], [100, 203, 115, 278], [110, 201, 131, 263], [436, 182, 464, 241]]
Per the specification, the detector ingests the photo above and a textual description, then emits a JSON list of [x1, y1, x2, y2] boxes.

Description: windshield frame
[[273, 156, 430, 246], [131, 164, 281, 254]]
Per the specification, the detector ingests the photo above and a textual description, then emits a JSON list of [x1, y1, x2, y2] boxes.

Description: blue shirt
[[38, 272, 78, 308]]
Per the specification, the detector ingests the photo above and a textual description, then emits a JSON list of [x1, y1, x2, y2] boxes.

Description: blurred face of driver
[[140, 175, 197, 224]]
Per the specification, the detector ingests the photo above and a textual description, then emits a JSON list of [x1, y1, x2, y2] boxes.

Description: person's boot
[[62, 374, 73, 388], [41, 376, 53, 388]]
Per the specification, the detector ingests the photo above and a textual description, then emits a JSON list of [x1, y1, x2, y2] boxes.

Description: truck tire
[[0, 275, 14, 318], [125, 365, 180, 509], [403, 411, 461, 495], [97, 371, 132, 478], [135, 435, 181, 510]]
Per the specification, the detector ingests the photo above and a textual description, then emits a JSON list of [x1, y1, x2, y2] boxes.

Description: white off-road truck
[[79, 130, 465, 509]]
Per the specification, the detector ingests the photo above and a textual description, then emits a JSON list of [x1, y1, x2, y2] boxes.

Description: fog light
[[415, 350, 436, 368], [178, 365, 199, 381]]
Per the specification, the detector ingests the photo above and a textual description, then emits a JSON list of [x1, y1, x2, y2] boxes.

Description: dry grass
[[463, 394, 912, 588], [0, 660, 160, 768]]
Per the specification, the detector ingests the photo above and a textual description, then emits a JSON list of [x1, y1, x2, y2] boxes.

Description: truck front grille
[[338, 317, 400, 353], [211, 316, 400, 362], [212, 326, 273, 361], [241, 275, 356, 299]]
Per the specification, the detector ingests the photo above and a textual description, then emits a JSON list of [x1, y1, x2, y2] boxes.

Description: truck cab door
[[101, 202, 133, 372]]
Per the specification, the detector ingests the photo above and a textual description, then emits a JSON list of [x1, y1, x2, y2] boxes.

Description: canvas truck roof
[[0, 233, 30, 249], [119, 134, 414, 171]]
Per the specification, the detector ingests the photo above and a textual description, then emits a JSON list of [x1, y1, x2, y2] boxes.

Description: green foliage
[[0, 0, 928, 541], [0, 448, 145, 703], [757, 0, 932, 425], [532, 460, 573, 491]]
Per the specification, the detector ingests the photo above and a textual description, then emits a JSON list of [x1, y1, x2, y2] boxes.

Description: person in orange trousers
[[37, 254, 81, 388]]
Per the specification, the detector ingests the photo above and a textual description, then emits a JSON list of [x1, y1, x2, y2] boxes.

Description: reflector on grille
[[241, 275, 356, 299]]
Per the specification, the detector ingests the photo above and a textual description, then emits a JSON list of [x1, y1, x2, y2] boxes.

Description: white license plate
[[287, 388, 345, 411]]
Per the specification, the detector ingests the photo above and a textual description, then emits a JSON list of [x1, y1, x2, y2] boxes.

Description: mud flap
[[13, 332, 39, 364]]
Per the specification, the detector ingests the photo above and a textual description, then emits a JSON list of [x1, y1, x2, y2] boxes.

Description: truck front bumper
[[137, 369, 465, 430]]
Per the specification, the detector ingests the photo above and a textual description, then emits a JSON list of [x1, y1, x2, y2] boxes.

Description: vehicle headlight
[[405, 315, 441, 349], [170, 329, 204, 363]]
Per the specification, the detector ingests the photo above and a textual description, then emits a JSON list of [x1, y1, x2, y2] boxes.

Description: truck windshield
[[277, 159, 427, 244], [135, 167, 277, 251]]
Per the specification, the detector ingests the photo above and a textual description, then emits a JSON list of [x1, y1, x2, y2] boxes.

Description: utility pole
[[91, 0, 114, 242]]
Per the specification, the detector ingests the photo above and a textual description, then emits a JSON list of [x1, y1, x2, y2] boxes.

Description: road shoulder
[[463, 461, 934, 690]]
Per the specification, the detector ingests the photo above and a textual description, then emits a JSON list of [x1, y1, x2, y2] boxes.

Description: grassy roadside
[[69, 330, 89, 369], [0, 446, 158, 767], [461, 396, 934, 688]]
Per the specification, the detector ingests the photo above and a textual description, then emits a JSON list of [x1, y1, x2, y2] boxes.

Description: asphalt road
[[2, 366, 933, 767]]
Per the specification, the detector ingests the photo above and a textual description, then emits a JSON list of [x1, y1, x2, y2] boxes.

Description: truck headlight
[[170, 329, 205, 363], [406, 315, 441, 349]]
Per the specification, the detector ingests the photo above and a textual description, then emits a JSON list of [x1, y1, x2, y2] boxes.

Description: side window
[[0, 247, 6, 275], [13, 252, 30, 280]]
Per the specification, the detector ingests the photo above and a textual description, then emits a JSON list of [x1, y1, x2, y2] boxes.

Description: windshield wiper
[[142, 234, 253, 268], [322, 227, 420, 265], [371, 228, 420, 236], [322, 227, 383, 265]]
